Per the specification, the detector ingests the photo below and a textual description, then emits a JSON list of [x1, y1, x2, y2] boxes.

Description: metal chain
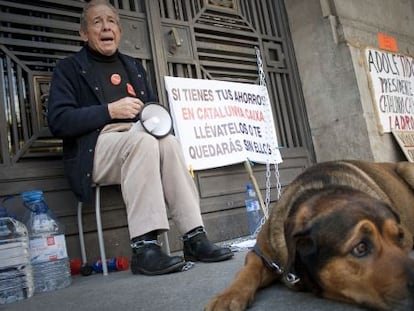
[[274, 162, 282, 200], [253, 46, 282, 235]]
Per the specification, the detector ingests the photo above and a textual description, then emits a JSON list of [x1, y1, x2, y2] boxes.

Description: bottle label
[[31, 214, 58, 234], [29, 234, 68, 264], [246, 200, 260, 212], [0, 242, 29, 268]]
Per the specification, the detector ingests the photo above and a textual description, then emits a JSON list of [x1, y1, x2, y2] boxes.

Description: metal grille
[[160, 0, 310, 150], [0, 0, 151, 165], [0, 0, 312, 173]]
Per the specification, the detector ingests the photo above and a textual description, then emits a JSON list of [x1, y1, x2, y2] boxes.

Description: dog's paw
[[204, 290, 252, 311]]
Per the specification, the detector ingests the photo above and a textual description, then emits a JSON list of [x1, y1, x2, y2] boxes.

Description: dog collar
[[252, 243, 300, 285], [253, 243, 283, 274]]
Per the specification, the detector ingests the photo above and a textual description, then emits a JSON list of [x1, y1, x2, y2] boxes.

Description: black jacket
[[48, 47, 156, 202]]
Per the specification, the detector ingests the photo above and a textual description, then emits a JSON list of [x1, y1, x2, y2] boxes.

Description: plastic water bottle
[[21, 190, 71, 294], [244, 183, 263, 236], [0, 217, 34, 304]]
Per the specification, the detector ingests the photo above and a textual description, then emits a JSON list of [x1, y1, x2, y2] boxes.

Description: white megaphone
[[130, 102, 173, 138]]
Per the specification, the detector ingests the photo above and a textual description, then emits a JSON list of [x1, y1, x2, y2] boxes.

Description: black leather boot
[[182, 227, 233, 262], [130, 234, 185, 275]]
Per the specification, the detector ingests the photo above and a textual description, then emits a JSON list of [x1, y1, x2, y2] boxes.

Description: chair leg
[[80, 184, 168, 275], [95, 185, 108, 276], [77, 202, 88, 265]]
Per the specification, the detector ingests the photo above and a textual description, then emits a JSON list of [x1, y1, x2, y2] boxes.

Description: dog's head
[[284, 186, 414, 311]]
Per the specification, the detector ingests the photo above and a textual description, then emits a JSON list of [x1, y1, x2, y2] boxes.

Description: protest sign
[[164, 76, 282, 170], [392, 130, 414, 162], [365, 48, 414, 133]]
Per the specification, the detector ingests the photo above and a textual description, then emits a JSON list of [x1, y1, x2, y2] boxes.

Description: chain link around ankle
[[130, 239, 162, 249], [181, 227, 206, 241]]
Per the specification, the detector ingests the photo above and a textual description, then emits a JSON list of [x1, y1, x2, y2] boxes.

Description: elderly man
[[47, 0, 233, 275]]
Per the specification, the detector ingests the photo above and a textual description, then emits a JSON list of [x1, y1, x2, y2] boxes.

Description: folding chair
[[77, 184, 170, 276]]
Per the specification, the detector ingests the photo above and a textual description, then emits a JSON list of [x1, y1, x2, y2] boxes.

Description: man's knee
[[129, 132, 159, 158], [159, 134, 181, 153]]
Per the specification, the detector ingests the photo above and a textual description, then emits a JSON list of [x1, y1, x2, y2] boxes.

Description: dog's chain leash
[[253, 47, 282, 235], [248, 48, 300, 286], [253, 49, 300, 285]]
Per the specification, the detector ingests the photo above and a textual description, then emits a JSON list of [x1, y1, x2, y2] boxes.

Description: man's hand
[[107, 97, 144, 119]]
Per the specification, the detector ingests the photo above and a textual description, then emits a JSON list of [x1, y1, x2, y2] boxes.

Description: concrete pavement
[[3, 249, 365, 311]]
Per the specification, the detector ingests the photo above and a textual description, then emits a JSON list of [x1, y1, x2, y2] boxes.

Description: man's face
[[79, 4, 122, 56]]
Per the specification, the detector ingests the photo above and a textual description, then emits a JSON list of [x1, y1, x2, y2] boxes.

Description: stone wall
[[285, 0, 414, 162]]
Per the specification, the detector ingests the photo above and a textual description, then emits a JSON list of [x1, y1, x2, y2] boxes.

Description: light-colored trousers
[[92, 124, 203, 239]]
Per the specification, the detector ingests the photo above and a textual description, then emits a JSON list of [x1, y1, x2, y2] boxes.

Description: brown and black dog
[[206, 160, 414, 311]]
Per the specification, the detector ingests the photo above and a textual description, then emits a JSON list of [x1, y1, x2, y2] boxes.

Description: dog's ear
[[284, 220, 321, 293]]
